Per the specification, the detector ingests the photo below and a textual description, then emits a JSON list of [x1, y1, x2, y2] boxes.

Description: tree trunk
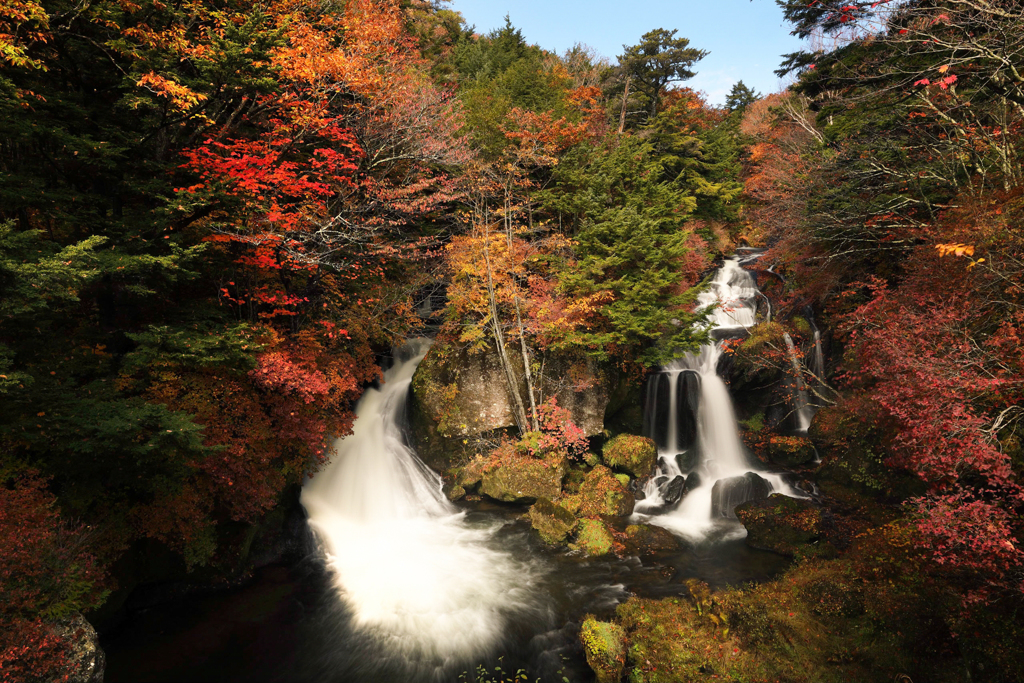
[[618, 76, 631, 134]]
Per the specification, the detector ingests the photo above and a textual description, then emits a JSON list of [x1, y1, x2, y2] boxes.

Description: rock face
[[478, 454, 568, 504], [735, 494, 824, 556], [529, 497, 577, 544], [580, 616, 626, 683], [52, 613, 105, 683], [711, 472, 772, 518], [572, 518, 615, 556], [411, 342, 612, 439], [574, 465, 634, 517], [601, 434, 657, 478]]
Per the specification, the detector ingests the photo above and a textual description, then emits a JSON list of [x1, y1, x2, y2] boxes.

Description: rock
[[572, 518, 615, 556], [661, 475, 686, 507], [576, 465, 634, 517], [602, 434, 658, 478], [580, 616, 626, 683], [765, 435, 817, 467], [614, 473, 631, 488], [458, 457, 489, 491], [51, 613, 105, 683], [736, 494, 824, 557], [681, 471, 702, 496], [623, 524, 681, 554], [479, 454, 568, 504], [711, 472, 771, 518], [675, 449, 698, 472], [529, 497, 578, 545], [444, 482, 466, 501]]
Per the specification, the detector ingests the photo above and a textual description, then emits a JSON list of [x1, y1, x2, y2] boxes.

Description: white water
[[301, 339, 546, 671], [783, 332, 813, 432], [635, 256, 799, 541]]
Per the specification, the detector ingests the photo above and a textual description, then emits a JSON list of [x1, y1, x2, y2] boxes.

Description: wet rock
[[443, 482, 466, 502], [580, 616, 626, 683], [601, 434, 657, 479], [575, 465, 634, 517], [735, 493, 826, 557], [711, 472, 771, 518], [681, 471, 702, 496], [675, 450, 699, 473], [572, 518, 615, 557], [51, 613, 105, 683], [623, 524, 681, 554], [661, 475, 686, 507], [529, 497, 578, 545], [479, 455, 568, 504], [765, 435, 817, 467]]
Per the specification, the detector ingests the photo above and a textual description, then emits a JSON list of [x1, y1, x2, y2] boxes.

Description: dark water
[[102, 508, 789, 683]]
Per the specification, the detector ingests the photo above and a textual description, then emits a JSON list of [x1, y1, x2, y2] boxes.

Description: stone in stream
[[681, 471, 702, 496], [478, 454, 568, 504], [601, 434, 658, 478], [674, 449, 698, 473], [710, 472, 772, 518], [660, 475, 686, 507], [580, 616, 627, 683], [528, 497, 577, 545], [571, 518, 616, 557]]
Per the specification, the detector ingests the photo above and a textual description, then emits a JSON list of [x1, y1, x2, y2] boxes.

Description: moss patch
[[602, 434, 657, 478], [529, 497, 577, 545], [580, 616, 626, 683], [572, 518, 615, 556]]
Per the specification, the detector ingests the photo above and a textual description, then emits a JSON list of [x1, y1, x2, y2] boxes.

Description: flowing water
[[300, 339, 553, 677], [635, 256, 801, 541], [101, 270, 801, 682]]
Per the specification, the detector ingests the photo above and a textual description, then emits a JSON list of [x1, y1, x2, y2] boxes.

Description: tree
[[619, 28, 708, 119], [725, 80, 759, 111]]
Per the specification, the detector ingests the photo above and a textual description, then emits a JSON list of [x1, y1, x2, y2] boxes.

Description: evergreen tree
[[618, 29, 708, 119], [725, 80, 760, 111]]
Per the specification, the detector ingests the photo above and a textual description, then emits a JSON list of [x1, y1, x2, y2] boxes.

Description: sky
[[447, 0, 806, 105]]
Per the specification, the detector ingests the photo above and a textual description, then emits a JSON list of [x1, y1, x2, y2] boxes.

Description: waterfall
[[635, 256, 800, 541], [782, 332, 813, 432], [301, 339, 546, 672]]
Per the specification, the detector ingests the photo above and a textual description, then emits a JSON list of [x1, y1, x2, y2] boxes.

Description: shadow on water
[[102, 512, 790, 683]]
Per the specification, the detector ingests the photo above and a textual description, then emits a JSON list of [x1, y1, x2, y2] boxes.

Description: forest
[[0, 0, 1022, 681]]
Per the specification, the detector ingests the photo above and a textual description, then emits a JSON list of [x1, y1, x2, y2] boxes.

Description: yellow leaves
[[936, 243, 986, 269], [937, 64, 950, 74], [935, 242, 974, 257]]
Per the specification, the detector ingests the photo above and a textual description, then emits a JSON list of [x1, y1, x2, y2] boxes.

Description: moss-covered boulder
[[601, 434, 657, 478], [529, 497, 577, 545], [580, 616, 626, 683], [571, 518, 615, 556], [478, 453, 568, 504], [623, 524, 681, 555], [569, 465, 634, 517], [765, 435, 817, 467], [735, 494, 824, 557]]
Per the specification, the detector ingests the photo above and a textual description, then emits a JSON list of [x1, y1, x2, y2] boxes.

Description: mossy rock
[[576, 465, 634, 517], [735, 494, 825, 557], [478, 454, 568, 504], [529, 497, 577, 545], [443, 482, 466, 502], [602, 434, 657, 478], [572, 518, 615, 557], [765, 435, 816, 467], [580, 616, 626, 683], [623, 524, 681, 555]]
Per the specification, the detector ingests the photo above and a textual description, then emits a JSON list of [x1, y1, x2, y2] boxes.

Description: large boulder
[[478, 453, 568, 504], [735, 494, 825, 557], [529, 497, 578, 545], [711, 472, 771, 518], [573, 465, 634, 517], [580, 616, 626, 683], [601, 434, 657, 479], [623, 524, 681, 555]]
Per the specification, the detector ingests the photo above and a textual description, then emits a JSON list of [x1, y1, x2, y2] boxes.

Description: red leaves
[[250, 351, 331, 404]]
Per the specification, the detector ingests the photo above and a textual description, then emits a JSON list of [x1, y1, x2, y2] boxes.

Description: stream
[[102, 255, 798, 683]]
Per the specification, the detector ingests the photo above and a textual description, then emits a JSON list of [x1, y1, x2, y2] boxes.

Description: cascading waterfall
[[635, 256, 799, 541], [301, 339, 546, 674], [782, 332, 813, 432]]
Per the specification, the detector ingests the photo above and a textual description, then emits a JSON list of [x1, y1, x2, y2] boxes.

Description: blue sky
[[447, 0, 805, 105]]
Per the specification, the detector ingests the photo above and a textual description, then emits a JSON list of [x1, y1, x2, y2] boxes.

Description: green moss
[[580, 616, 626, 683], [602, 434, 657, 478], [478, 453, 567, 504], [790, 314, 812, 335], [614, 473, 631, 487], [571, 465, 634, 517], [735, 494, 827, 557], [738, 412, 764, 433], [528, 497, 577, 545], [572, 518, 615, 556], [764, 435, 816, 467]]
